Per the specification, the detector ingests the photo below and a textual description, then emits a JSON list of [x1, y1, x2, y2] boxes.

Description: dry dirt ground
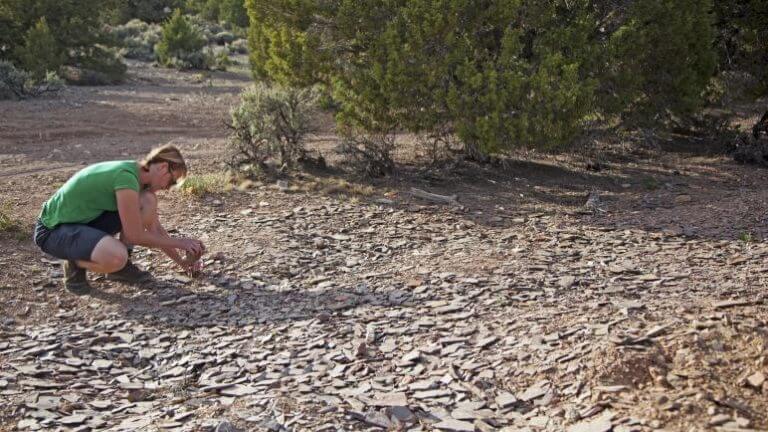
[[1, 61, 768, 432]]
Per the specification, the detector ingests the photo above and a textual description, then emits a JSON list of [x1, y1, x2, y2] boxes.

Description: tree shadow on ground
[[302, 137, 764, 244]]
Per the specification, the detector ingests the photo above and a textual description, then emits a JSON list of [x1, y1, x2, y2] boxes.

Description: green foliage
[[214, 31, 235, 45], [218, 0, 248, 28], [0, 201, 22, 233], [179, 173, 231, 196], [227, 38, 248, 54], [110, 0, 183, 24], [200, 0, 220, 22], [109, 19, 163, 61], [0, 60, 64, 100], [14, 17, 63, 80], [213, 48, 232, 70], [0, 0, 126, 85], [0, 60, 29, 99], [738, 231, 755, 243], [68, 45, 128, 85], [245, 0, 327, 86], [185, 15, 224, 43], [604, 0, 717, 125], [713, 0, 768, 94], [246, 0, 726, 155], [228, 83, 319, 168], [338, 132, 395, 177], [186, 0, 248, 28], [247, 0, 598, 152], [641, 177, 661, 191], [155, 9, 208, 69]]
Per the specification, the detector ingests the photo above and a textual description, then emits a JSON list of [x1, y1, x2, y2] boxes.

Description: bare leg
[[76, 193, 157, 274], [76, 236, 128, 273]]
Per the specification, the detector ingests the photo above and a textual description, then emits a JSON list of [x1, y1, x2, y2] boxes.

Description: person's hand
[[177, 238, 205, 256], [184, 258, 203, 277], [180, 250, 203, 277]]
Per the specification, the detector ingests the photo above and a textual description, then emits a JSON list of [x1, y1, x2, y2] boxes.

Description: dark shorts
[[34, 212, 122, 262]]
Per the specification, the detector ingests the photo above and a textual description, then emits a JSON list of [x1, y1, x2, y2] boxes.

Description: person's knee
[[103, 247, 128, 273], [90, 236, 129, 272]]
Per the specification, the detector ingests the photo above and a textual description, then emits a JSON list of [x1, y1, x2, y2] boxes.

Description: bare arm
[[148, 218, 201, 271], [116, 189, 202, 254]]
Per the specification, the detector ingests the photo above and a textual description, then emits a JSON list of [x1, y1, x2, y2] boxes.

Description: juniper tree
[[245, 0, 720, 153], [0, 0, 125, 81], [14, 17, 63, 80]]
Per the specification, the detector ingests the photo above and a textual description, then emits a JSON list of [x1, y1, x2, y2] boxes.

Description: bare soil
[[1, 61, 767, 431]]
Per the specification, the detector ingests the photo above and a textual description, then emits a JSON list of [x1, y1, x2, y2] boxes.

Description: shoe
[[63, 260, 91, 295], [106, 261, 152, 284]]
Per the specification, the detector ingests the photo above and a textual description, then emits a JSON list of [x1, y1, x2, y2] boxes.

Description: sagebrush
[[0, 61, 64, 100], [228, 84, 319, 171]]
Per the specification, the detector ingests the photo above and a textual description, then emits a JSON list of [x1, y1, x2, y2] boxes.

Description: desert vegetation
[[1, 1, 768, 431]]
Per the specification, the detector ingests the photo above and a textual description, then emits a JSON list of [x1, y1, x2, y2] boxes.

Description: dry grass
[[0, 201, 28, 241], [178, 173, 232, 197], [0, 202, 22, 233]]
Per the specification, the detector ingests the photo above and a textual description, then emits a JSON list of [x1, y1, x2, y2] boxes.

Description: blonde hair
[[140, 144, 188, 181]]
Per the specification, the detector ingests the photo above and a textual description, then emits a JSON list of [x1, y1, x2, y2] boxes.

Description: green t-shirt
[[40, 161, 140, 228]]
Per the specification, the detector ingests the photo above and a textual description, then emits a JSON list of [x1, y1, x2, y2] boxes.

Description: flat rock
[[434, 419, 475, 432], [519, 382, 548, 402], [360, 392, 408, 407], [746, 371, 765, 388], [495, 392, 518, 408], [59, 414, 88, 426], [220, 385, 258, 397], [567, 411, 613, 432], [387, 406, 415, 422], [413, 389, 452, 399], [714, 299, 752, 309], [17, 419, 40, 430]]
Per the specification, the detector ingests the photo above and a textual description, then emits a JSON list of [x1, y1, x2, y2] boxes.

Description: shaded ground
[[1, 61, 767, 432]]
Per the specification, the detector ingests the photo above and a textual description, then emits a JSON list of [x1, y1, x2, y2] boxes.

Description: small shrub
[[0, 61, 30, 100], [228, 83, 319, 170], [338, 132, 396, 177], [36, 71, 65, 94], [218, 0, 249, 28], [729, 135, 768, 167], [642, 177, 661, 190], [214, 31, 235, 45], [155, 9, 208, 69], [110, 20, 163, 61], [186, 15, 224, 44], [227, 39, 248, 54], [0, 202, 22, 233], [0, 61, 64, 100], [738, 231, 755, 243], [111, 19, 151, 40], [213, 49, 233, 71], [110, 0, 182, 23], [66, 46, 128, 85], [179, 173, 231, 197]]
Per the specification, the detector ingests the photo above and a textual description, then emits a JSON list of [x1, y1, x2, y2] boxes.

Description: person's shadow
[[87, 269, 391, 329]]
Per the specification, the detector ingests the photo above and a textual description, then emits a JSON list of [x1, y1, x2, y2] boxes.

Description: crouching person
[[33, 144, 205, 294]]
